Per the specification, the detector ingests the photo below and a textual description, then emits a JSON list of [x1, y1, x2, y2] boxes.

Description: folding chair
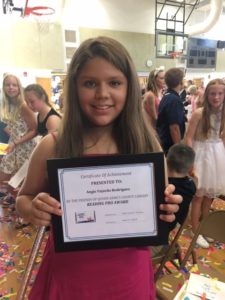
[[153, 216, 196, 281], [155, 210, 225, 300], [179, 210, 225, 268]]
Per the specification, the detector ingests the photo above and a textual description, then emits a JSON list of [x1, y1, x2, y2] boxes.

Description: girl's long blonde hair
[[201, 78, 225, 138], [56, 36, 161, 158], [1, 74, 24, 123]]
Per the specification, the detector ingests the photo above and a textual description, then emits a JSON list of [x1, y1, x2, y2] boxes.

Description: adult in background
[[142, 68, 165, 127], [156, 68, 186, 154]]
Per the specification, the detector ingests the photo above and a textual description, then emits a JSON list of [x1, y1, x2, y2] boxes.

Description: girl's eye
[[209, 92, 224, 97], [110, 81, 121, 87], [84, 81, 96, 88]]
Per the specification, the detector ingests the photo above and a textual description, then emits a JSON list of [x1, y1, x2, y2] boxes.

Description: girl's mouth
[[92, 105, 112, 110]]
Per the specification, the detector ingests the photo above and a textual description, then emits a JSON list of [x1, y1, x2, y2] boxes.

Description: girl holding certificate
[[16, 37, 182, 300]]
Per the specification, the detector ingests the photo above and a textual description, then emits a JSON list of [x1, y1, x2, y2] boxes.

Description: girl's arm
[[46, 115, 61, 134], [143, 91, 157, 126], [13, 103, 37, 146], [184, 108, 202, 147], [4, 125, 11, 136], [16, 135, 62, 226]]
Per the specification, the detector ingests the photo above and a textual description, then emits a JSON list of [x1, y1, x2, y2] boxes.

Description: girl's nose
[[96, 83, 109, 99]]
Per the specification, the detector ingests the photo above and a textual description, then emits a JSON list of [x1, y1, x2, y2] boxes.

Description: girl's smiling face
[[207, 84, 225, 110], [4, 76, 20, 99], [77, 57, 128, 128]]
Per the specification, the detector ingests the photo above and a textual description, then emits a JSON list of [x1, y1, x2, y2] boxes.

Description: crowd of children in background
[[143, 68, 225, 248], [0, 36, 225, 298]]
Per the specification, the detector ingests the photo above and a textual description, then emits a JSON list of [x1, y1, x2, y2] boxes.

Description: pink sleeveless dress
[[29, 230, 155, 299], [29, 147, 155, 299]]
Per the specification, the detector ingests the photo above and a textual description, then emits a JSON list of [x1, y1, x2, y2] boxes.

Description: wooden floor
[[0, 197, 225, 300]]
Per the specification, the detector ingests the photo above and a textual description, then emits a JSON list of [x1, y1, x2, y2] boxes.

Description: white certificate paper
[[58, 163, 157, 243]]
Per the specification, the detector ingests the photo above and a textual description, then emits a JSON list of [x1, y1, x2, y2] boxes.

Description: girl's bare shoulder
[[32, 134, 57, 162], [144, 90, 155, 100]]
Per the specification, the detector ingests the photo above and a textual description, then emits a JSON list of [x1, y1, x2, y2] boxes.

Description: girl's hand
[[6, 143, 15, 154], [159, 184, 182, 222], [30, 192, 62, 226]]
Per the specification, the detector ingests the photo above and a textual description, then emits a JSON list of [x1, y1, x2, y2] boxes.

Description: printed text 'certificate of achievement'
[[59, 164, 156, 242], [47, 153, 166, 252]]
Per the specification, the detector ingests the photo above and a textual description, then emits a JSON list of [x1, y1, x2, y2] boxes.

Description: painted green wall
[[79, 27, 177, 72], [0, 19, 64, 70]]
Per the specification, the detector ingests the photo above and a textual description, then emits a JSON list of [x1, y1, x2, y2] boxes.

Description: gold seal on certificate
[[47, 153, 168, 252]]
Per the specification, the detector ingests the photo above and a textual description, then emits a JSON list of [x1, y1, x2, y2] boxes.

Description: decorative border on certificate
[[47, 153, 168, 252]]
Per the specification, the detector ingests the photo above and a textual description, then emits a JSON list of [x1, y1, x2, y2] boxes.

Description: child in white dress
[[185, 78, 225, 248]]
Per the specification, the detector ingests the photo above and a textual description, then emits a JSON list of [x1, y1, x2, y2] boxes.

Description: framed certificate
[[47, 152, 169, 252]]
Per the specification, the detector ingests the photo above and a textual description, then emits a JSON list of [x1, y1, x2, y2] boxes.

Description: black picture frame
[[47, 152, 168, 252]]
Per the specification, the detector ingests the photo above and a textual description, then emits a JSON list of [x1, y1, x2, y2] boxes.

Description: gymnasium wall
[[0, 17, 64, 70]]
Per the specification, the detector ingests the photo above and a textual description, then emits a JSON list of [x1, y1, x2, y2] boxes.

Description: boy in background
[[151, 143, 196, 257], [156, 68, 186, 154]]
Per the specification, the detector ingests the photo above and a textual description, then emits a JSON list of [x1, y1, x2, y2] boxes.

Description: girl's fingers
[[33, 206, 52, 222], [31, 193, 62, 226], [165, 194, 183, 205], [164, 184, 183, 204], [165, 184, 175, 195], [36, 193, 61, 208], [160, 183, 182, 222], [33, 193, 62, 216], [160, 203, 179, 214], [159, 213, 176, 222]]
